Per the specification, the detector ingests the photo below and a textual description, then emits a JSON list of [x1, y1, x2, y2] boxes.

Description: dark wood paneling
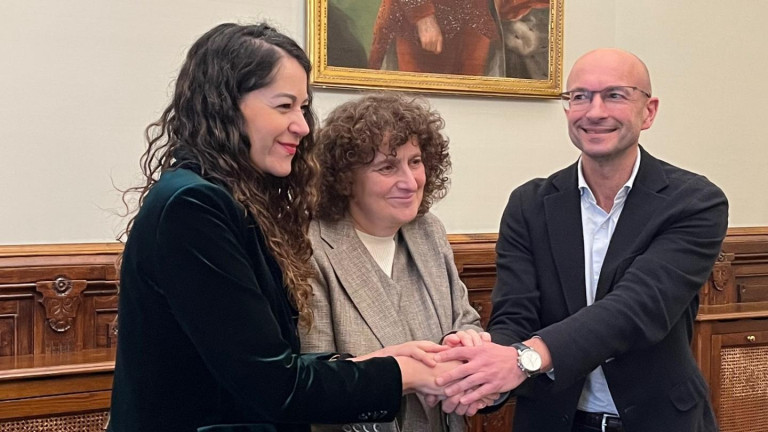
[[0, 246, 120, 427]]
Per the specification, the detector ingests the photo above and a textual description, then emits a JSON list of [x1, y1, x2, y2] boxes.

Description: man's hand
[[434, 342, 526, 407], [423, 329, 494, 414]]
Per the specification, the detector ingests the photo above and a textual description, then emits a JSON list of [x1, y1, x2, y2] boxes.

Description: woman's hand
[[396, 357, 463, 395], [436, 389, 502, 416], [442, 330, 491, 348], [424, 374, 500, 416], [352, 340, 449, 367]]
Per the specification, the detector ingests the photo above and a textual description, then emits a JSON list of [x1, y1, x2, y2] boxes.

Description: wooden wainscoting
[[0, 227, 766, 432], [693, 227, 768, 432], [0, 243, 121, 430]]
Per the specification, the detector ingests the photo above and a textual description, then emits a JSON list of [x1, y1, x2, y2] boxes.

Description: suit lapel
[[595, 147, 668, 301], [400, 219, 452, 333], [318, 220, 410, 347], [544, 164, 588, 315]]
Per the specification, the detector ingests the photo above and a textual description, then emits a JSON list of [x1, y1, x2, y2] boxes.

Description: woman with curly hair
[[110, 24, 460, 432], [302, 93, 492, 432]]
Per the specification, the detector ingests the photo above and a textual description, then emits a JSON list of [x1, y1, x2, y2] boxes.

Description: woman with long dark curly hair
[[110, 24, 460, 432], [301, 93, 496, 432]]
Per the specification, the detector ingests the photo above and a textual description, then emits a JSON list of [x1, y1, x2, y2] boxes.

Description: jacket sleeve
[[300, 243, 339, 354], [154, 183, 401, 424], [488, 184, 545, 346]]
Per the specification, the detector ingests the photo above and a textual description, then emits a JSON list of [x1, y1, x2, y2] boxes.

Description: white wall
[[614, 0, 768, 228], [1, 0, 765, 245]]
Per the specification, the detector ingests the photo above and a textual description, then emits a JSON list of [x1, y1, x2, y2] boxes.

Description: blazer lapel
[[595, 147, 668, 301], [400, 220, 452, 333], [318, 220, 410, 347], [544, 164, 588, 315]]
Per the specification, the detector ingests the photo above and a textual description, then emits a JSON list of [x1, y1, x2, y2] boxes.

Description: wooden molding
[[0, 243, 123, 259], [0, 226, 764, 258]]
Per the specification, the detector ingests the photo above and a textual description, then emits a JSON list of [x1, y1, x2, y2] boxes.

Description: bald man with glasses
[[435, 48, 727, 432]]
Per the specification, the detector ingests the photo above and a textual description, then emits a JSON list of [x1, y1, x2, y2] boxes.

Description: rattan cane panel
[[0, 411, 108, 432], [719, 345, 768, 432]]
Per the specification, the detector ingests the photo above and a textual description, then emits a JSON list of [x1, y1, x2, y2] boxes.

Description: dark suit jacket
[[109, 167, 401, 432], [488, 147, 728, 432]]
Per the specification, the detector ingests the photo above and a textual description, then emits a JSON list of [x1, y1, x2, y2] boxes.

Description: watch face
[[520, 350, 542, 371]]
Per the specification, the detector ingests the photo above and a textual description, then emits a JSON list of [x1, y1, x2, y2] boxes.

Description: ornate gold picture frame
[[308, 0, 564, 98]]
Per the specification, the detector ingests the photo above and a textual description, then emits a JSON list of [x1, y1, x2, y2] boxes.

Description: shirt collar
[[578, 147, 642, 196]]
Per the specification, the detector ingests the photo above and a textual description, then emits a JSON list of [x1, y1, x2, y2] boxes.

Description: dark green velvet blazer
[[109, 167, 401, 432]]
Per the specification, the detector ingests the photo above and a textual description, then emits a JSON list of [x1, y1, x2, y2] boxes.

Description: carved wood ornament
[[35, 277, 87, 333], [711, 252, 734, 292]]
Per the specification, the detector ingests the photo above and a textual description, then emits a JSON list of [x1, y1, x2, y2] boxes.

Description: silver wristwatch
[[512, 342, 542, 377]]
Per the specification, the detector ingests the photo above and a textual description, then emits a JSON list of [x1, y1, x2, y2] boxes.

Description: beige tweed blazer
[[301, 213, 482, 432]]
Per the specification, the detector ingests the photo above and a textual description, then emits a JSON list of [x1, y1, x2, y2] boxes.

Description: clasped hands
[[356, 330, 528, 417]]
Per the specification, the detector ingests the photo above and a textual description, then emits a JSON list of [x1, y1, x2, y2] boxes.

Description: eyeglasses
[[560, 86, 651, 110]]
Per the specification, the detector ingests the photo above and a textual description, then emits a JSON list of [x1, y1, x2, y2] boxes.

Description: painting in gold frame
[[308, 0, 564, 98]]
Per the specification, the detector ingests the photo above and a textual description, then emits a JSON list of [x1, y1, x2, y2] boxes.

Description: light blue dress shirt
[[576, 148, 641, 415]]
